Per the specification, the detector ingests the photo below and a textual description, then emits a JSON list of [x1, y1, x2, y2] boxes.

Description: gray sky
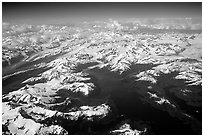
[[2, 2, 202, 24]]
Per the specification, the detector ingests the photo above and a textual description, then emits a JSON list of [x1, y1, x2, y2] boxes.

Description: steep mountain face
[[2, 19, 202, 135]]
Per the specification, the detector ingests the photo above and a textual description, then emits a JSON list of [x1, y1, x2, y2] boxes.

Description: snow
[[110, 123, 147, 135], [2, 19, 202, 135]]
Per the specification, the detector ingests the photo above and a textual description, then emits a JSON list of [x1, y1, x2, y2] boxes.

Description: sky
[[2, 2, 202, 24]]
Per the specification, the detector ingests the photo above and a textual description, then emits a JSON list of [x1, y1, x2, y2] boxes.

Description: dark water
[[165, 86, 202, 121], [80, 63, 201, 135], [155, 72, 202, 122]]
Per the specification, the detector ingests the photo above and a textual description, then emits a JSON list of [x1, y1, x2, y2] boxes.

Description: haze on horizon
[[3, 2, 202, 25]]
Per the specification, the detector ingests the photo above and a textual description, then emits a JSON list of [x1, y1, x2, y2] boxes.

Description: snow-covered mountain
[[2, 19, 202, 135]]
